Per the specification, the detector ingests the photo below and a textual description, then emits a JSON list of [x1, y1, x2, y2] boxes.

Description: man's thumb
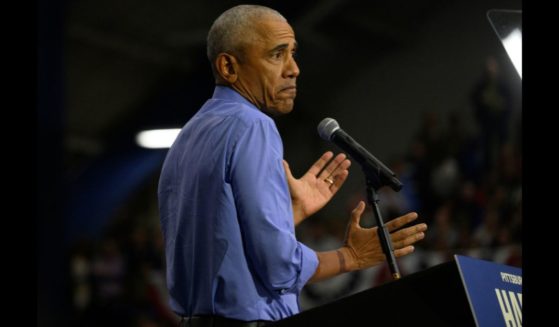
[[282, 160, 294, 181], [351, 201, 366, 226]]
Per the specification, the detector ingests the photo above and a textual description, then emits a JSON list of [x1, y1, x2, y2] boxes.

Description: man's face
[[234, 17, 300, 116]]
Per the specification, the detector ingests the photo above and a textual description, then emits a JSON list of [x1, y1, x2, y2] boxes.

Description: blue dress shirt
[[158, 86, 319, 321]]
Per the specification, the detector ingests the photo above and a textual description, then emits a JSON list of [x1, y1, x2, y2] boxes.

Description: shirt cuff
[[295, 242, 319, 291]]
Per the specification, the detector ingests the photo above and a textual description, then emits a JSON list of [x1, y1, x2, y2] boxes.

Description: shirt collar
[[212, 85, 260, 111]]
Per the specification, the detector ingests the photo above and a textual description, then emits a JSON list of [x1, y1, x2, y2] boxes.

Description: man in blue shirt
[[158, 5, 428, 326]]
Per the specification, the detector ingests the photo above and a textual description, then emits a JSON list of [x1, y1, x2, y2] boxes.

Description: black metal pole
[[365, 178, 401, 280]]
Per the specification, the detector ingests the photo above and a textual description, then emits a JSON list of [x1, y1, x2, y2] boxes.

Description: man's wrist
[[335, 250, 347, 273], [337, 246, 357, 272], [291, 202, 306, 226]]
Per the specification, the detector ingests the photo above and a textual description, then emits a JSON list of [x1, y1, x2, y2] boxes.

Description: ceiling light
[[136, 129, 181, 149]]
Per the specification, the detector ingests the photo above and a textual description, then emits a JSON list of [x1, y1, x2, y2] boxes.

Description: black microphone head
[[317, 118, 340, 141]]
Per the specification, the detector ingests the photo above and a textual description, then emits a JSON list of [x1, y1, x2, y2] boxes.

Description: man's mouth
[[280, 86, 297, 94]]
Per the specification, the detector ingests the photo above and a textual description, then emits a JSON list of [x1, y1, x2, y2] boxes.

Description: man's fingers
[[391, 223, 428, 241], [393, 246, 415, 258], [307, 152, 334, 177], [391, 227, 426, 249], [329, 169, 349, 193], [385, 212, 419, 232], [318, 153, 349, 180]]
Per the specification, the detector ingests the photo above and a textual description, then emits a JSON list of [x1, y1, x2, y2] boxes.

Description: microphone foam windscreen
[[317, 117, 340, 141]]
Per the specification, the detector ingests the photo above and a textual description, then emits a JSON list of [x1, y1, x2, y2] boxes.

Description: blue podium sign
[[455, 255, 522, 327]]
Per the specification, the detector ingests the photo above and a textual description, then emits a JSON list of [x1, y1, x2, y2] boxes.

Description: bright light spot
[[502, 28, 522, 79], [136, 129, 181, 149]]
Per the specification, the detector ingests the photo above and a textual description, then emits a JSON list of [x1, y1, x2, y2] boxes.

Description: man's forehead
[[255, 17, 296, 40]]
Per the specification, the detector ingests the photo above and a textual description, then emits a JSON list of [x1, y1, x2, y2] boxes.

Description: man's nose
[[284, 56, 300, 79]]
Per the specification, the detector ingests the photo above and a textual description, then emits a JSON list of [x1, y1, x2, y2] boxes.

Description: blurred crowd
[[298, 56, 521, 308]]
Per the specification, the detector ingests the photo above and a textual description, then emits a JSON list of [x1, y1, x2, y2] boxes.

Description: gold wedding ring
[[324, 177, 334, 185]]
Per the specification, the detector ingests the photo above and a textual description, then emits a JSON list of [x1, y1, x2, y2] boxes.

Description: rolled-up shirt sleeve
[[229, 118, 318, 295]]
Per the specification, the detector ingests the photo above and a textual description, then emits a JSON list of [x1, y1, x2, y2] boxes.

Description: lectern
[[270, 255, 522, 327]]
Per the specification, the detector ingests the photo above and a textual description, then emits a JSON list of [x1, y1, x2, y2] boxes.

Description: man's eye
[[273, 52, 283, 59]]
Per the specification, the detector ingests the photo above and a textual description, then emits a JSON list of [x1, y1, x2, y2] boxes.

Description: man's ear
[[215, 53, 239, 83]]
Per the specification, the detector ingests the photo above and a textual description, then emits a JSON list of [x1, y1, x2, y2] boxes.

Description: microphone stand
[[365, 173, 401, 280]]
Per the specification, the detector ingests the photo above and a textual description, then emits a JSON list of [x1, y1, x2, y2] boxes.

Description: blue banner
[[455, 255, 522, 327]]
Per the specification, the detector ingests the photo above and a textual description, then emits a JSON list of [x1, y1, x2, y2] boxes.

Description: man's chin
[[264, 102, 295, 117]]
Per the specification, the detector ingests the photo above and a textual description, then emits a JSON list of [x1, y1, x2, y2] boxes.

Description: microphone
[[317, 118, 403, 192]]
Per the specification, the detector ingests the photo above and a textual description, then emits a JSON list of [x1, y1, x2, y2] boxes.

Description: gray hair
[[207, 5, 286, 78]]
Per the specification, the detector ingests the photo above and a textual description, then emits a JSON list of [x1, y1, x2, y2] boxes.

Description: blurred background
[[38, 0, 522, 326]]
